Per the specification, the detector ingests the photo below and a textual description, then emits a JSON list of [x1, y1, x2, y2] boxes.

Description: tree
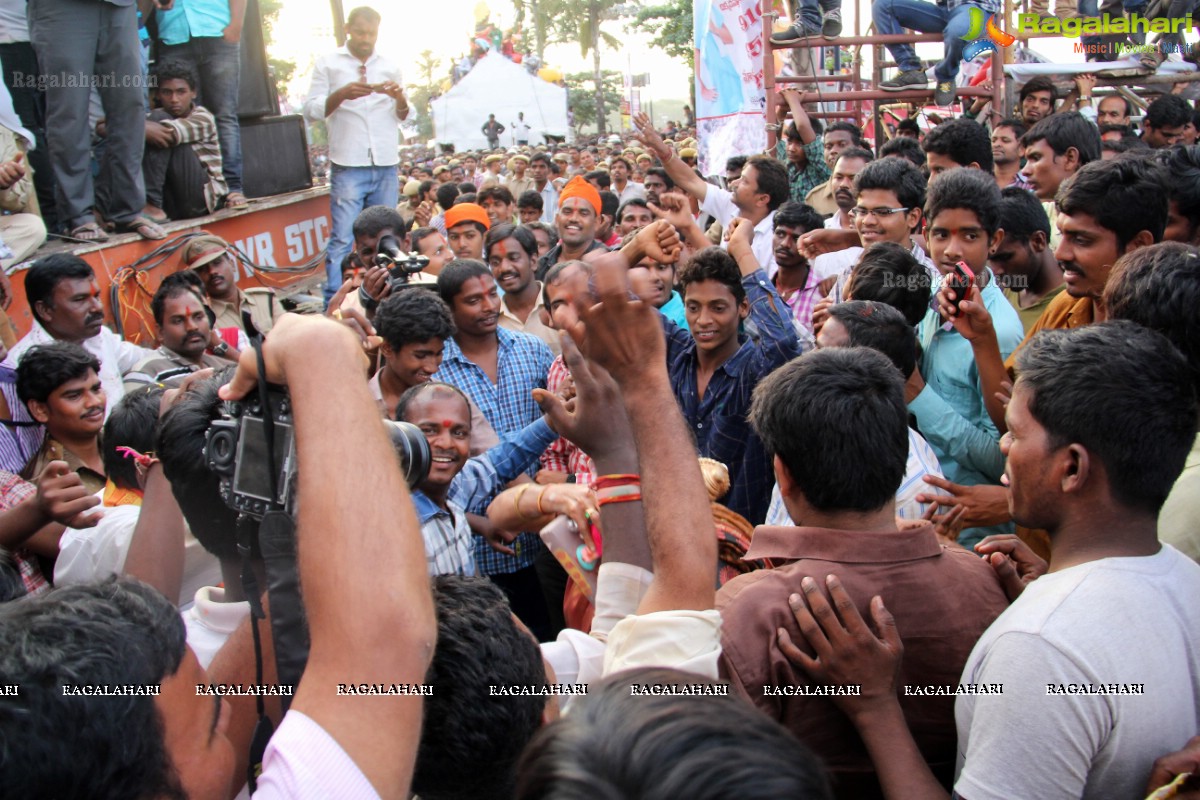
[[552, 0, 628, 136], [566, 70, 623, 134], [406, 50, 444, 140], [258, 0, 296, 103], [631, 0, 694, 70]]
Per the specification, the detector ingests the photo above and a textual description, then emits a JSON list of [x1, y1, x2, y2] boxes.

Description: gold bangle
[[513, 483, 535, 520], [536, 486, 549, 516]]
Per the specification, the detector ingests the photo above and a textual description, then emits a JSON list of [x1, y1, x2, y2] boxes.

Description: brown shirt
[[21, 436, 106, 496], [717, 523, 1008, 798], [1003, 291, 1094, 373]]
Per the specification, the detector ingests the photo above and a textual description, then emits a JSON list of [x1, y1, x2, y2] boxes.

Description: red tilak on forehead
[[442, 420, 454, 428]]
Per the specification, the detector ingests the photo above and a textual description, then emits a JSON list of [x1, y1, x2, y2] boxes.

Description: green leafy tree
[[631, 0, 694, 69], [257, 0, 296, 103], [566, 70, 623, 134], [406, 50, 443, 140], [552, 0, 628, 135]]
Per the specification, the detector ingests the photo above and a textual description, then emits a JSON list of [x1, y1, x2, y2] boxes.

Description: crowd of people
[[1, 2, 1200, 799]]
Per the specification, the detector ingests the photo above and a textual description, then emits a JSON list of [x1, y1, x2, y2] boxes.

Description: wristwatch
[[212, 340, 230, 356], [1079, 95, 1092, 102]]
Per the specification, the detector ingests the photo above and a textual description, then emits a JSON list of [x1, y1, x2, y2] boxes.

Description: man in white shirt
[[303, 6, 409, 303], [0, 254, 152, 472], [512, 111, 533, 145], [609, 155, 645, 205], [633, 111, 785, 277], [781, 321, 1200, 800]]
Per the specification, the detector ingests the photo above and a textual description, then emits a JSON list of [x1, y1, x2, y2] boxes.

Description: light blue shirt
[[156, 0, 231, 46], [658, 290, 687, 329], [910, 269, 1023, 547]]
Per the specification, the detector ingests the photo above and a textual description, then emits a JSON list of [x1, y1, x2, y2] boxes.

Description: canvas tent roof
[[431, 54, 568, 150]]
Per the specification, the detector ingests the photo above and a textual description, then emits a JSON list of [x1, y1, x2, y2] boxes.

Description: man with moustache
[[486, 223, 559, 355], [823, 147, 873, 231], [535, 177, 607, 280], [0, 256, 153, 473], [182, 234, 278, 337], [125, 280, 234, 389], [990, 119, 1030, 191], [771, 202, 828, 336]]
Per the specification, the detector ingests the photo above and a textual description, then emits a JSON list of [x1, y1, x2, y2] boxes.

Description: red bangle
[[592, 473, 640, 491], [598, 492, 641, 508]]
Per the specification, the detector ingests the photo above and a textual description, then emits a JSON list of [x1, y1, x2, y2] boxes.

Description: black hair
[[530, 153, 552, 168], [1154, 145, 1200, 238], [827, 301, 918, 378], [925, 167, 1002, 237], [16, 341, 100, 406], [616, 197, 651, 224], [458, 182, 477, 195], [347, 5, 381, 25], [102, 386, 163, 491], [993, 117, 1028, 140], [515, 667, 832, 800], [157, 369, 248, 561], [598, 190, 619, 221], [1104, 242, 1200, 398], [854, 157, 927, 211], [0, 578, 188, 799], [725, 154, 748, 173], [395, 381, 472, 424], [678, 247, 746, 304], [921, 118, 994, 171], [352, 205, 406, 243], [846, 241, 931, 327], [375, 288, 456, 353], [584, 170, 611, 190], [455, 193, 478, 206], [1098, 122, 1134, 140], [1015, 321, 1195, 514], [437, 258, 492, 305], [522, 221, 558, 248], [998, 184, 1051, 243], [436, 183, 460, 210], [1020, 112, 1101, 165], [644, 167, 675, 190], [418, 179, 435, 197], [1019, 75, 1058, 104], [1055, 156, 1169, 249], [896, 118, 921, 135], [880, 136, 926, 168], [413, 576, 547, 800], [518, 190, 544, 211], [411, 226, 442, 254], [773, 201, 825, 234], [835, 146, 874, 166], [478, 185, 515, 206], [24, 253, 94, 324], [827, 120, 864, 145], [542, 259, 592, 309], [751, 347, 908, 511], [151, 279, 205, 327], [152, 60, 196, 91], [485, 222, 538, 261], [1144, 93, 1193, 131], [746, 155, 789, 211], [610, 155, 632, 171]]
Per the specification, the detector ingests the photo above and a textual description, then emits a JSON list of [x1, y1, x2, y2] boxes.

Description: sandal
[[115, 216, 167, 240], [225, 191, 248, 210], [67, 222, 109, 243]]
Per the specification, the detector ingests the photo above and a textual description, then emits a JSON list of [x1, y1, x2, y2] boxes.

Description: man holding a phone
[[304, 6, 409, 304]]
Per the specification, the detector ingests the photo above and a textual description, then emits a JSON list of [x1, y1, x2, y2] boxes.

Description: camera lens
[[382, 420, 431, 489]]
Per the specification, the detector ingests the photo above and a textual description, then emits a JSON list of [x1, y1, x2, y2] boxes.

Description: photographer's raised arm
[[219, 315, 436, 798]]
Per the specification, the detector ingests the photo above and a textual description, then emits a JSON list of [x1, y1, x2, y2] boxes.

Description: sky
[[270, 0, 695, 112]]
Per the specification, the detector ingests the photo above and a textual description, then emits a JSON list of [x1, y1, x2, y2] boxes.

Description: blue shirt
[[434, 327, 554, 574], [910, 270, 1023, 547], [157, 0, 231, 46], [658, 290, 688, 329], [666, 269, 802, 524]]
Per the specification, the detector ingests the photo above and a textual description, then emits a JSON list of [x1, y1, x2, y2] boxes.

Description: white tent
[[431, 55, 568, 150]]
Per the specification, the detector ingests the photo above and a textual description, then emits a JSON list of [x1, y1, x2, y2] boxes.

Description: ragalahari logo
[[962, 7, 1017, 59]]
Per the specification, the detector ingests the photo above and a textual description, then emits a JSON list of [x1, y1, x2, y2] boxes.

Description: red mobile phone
[[947, 261, 975, 314]]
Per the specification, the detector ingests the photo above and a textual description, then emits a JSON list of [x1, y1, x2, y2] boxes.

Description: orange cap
[[558, 175, 601, 215], [444, 202, 491, 232]]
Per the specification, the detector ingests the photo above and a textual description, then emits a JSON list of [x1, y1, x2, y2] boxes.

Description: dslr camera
[[205, 386, 430, 519], [376, 234, 430, 291]]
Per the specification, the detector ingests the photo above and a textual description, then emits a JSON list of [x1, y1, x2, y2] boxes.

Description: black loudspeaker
[[238, 0, 278, 119], [240, 115, 312, 198]]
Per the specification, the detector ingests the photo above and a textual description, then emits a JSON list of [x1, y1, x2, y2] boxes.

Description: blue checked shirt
[[434, 327, 554, 574], [665, 269, 802, 525], [774, 137, 832, 204]]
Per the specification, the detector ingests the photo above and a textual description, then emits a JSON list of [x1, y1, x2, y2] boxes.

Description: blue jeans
[[159, 37, 243, 193], [873, 0, 976, 81], [798, 0, 841, 28], [325, 164, 399, 300]]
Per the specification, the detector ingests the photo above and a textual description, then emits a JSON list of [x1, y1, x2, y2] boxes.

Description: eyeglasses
[[849, 206, 911, 219]]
